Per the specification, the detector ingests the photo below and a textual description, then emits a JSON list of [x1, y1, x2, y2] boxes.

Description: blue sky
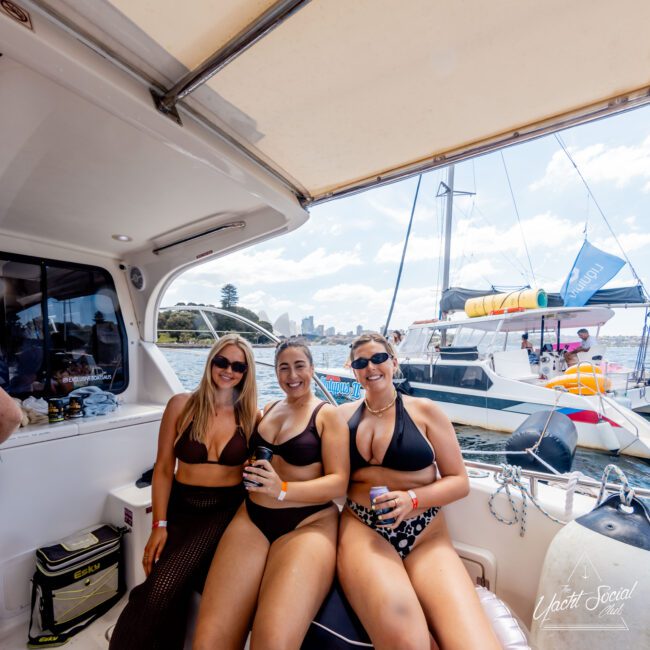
[[165, 106, 650, 335]]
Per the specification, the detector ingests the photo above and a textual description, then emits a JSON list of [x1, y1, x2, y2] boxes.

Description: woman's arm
[[245, 404, 350, 503], [143, 393, 187, 575], [374, 399, 469, 527], [0, 387, 22, 443]]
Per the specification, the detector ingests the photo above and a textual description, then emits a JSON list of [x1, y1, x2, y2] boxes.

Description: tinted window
[[400, 363, 431, 383], [0, 260, 45, 394], [432, 364, 492, 391], [0, 254, 128, 398]]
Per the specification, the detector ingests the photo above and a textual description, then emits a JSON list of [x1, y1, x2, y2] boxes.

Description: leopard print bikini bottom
[[346, 499, 440, 558]]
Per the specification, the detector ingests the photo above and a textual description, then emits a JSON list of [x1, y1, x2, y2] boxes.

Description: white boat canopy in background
[[35, 0, 650, 202]]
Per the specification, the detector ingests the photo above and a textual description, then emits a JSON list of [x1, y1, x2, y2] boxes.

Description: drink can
[[66, 395, 84, 419], [48, 398, 65, 423], [244, 446, 274, 488], [370, 485, 396, 525]]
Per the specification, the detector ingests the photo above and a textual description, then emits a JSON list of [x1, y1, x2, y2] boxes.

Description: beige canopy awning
[[33, 0, 650, 202]]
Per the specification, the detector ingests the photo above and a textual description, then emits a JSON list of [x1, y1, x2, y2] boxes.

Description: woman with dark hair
[[337, 332, 500, 650], [193, 339, 348, 650], [110, 334, 258, 649]]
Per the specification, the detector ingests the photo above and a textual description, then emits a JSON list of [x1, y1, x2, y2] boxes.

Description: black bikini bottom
[[346, 499, 440, 559], [245, 498, 334, 544]]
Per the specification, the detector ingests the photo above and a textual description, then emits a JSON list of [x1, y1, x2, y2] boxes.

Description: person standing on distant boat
[[193, 339, 348, 650], [109, 334, 258, 650], [337, 333, 501, 649], [564, 328, 596, 367]]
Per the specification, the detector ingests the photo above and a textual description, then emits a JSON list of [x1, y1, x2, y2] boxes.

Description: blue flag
[[560, 240, 625, 307]]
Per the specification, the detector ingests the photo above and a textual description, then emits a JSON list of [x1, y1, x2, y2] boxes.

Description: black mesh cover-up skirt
[[109, 479, 245, 650]]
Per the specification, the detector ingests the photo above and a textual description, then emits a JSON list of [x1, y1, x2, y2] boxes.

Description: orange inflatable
[[545, 370, 610, 395]]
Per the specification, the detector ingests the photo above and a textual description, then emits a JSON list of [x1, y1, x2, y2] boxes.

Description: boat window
[[432, 364, 492, 391], [0, 253, 128, 399], [0, 260, 45, 396], [452, 327, 488, 352], [400, 327, 436, 357], [400, 363, 431, 383]]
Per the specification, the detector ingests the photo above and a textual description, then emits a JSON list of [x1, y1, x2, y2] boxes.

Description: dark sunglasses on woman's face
[[350, 352, 392, 370], [212, 355, 248, 374]]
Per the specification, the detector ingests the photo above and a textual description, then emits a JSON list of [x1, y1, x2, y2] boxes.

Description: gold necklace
[[364, 390, 397, 417]]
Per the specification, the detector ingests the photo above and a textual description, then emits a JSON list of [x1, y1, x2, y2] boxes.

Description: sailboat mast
[[440, 164, 454, 319]]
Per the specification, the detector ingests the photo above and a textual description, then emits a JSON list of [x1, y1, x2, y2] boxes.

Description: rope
[[596, 464, 635, 507], [554, 133, 647, 296], [489, 463, 637, 535], [528, 388, 565, 454], [563, 470, 588, 517], [488, 464, 567, 537], [383, 174, 422, 335], [500, 151, 536, 286]]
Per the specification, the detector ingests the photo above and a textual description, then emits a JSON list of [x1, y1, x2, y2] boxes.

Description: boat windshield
[[400, 327, 440, 358]]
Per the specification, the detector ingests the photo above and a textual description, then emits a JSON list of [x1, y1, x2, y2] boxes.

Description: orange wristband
[[277, 481, 288, 501], [407, 490, 418, 510]]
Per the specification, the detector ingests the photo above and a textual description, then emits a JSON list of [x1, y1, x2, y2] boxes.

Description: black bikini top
[[249, 401, 327, 466], [174, 416, 248, 466], [348, 392, 435, 472]]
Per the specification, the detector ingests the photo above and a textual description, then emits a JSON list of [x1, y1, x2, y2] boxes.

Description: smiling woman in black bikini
[[193, 339, 348, 650], [337, 333, 501, 650], [110, 334, 257, 649]]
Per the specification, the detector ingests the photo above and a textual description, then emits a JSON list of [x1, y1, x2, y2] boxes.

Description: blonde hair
[[176, 334, 257, 443]]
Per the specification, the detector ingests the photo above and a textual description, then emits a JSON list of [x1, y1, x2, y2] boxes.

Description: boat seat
[[179, 583, 530, 649], [492, 349, 538, 382], [576, 344, 606, 364]]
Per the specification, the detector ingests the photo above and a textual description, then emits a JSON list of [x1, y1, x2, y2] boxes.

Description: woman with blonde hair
[[337, 332, 500, 650], [110, 334, 258, 649], [193, 339, 348, 650]]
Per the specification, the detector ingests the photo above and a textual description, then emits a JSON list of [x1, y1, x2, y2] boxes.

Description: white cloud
[[313, 283, 440, 331], [530, 136, 650, 192], [237, 290, 293, 321], [592, 232, 650, 254], [375, 236, 439, 263], [374, 212, 578, 265]]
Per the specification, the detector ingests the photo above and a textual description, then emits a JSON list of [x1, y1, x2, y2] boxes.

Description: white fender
[[531, 495, 650, 649], [476, 586, 531, 650]]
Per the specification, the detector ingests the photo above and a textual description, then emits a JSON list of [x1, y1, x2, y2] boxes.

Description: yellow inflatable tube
[[465, 289, 547, 318], [565, 363, 602, 375], [545, 373, 611, 395]]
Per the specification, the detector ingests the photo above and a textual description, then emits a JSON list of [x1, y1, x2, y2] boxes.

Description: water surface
[[161, 344, 650, 490]]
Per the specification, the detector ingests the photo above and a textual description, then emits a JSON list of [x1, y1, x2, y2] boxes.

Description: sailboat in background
[[317, 163, 650, 458]]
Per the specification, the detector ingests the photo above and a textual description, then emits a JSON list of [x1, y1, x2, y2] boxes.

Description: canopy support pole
[[153, 0, 311, 120]]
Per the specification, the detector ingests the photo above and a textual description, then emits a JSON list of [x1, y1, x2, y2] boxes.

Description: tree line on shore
[[157, 284, 274, 344]]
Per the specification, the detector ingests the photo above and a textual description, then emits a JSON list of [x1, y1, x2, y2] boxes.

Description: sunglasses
[[350, 352, 392, 370], [212, 355, 248, 374]]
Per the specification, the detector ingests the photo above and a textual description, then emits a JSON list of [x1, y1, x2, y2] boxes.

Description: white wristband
[[277, 481, 288, 501]]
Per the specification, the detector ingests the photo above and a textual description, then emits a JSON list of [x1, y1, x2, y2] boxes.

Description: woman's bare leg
[[193, 504, 269, 650], [404, 517, 501, 650], [337, 510, 430, 650], [250, 507, 338, 650]]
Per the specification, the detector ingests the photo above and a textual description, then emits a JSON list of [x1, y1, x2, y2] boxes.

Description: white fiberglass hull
[[316, 367, 650, 459]]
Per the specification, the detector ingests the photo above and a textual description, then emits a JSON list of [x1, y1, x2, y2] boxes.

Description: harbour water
[[161, 344, 650, 490]]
